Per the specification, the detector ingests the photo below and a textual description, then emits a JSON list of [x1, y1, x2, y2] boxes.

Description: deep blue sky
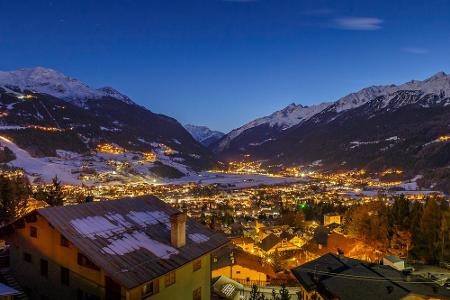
[[1, 0, 450, 132]]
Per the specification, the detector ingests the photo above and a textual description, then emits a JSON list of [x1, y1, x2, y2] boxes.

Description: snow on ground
[[397, 175, 423, 190], [167, 171, 304, 188], [0, 135, 81, 184]]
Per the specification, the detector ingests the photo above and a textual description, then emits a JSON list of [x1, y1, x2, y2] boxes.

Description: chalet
[[211, 246, 275, 286], [291, 253, 450, 300], [279, 232, 305, 249], [257, 233, 299, 255], [231, 237, 255, 254], [0, 196, 228, 300]]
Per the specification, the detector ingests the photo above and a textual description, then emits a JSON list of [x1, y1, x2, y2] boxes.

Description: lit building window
[[193, 287, 201, 300], [165, 271, 176, 287], [193, 259, 201, 271], [142, 279, 159, 298]]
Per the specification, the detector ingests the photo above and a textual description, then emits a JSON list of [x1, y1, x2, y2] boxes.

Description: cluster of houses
[[0, 196, 448, 300]]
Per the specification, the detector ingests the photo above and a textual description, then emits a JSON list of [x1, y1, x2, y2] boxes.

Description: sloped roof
[[212, 245, 275, 276], [258, 233, 282, 252], [0, 283, 21, 296], [279, 231, 294, 241], [36, 196, 228, 289], [291, 253, 450, 300]]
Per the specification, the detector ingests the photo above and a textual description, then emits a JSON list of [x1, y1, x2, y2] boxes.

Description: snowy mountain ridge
[[215, 101, 332, 151], [329, 71, 450, 113], [184, 124, 224, 146], [0, 67, 134, 106], [216, 71, 450, 153]]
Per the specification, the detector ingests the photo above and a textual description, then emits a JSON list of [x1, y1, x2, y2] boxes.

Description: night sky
[[1, 0, 450, 132]]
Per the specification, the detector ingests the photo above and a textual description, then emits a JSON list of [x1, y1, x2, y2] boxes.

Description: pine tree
[[44, 176, 65, 206], [418, 197, 444, 263], [279, 285, 291, 300], [0, 173, 30, 223], [249, 284, 266, 300]]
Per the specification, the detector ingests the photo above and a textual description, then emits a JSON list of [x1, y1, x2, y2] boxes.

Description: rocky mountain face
[[214, 72, 450, 192], [184, 124, 224, 147], [0, 67, 215, 181]]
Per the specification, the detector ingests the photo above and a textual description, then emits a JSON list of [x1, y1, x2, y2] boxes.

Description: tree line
[[0, 173, 66, 224], [345, 195, 450, 263]]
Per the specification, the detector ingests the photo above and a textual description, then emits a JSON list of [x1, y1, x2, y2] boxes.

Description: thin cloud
[[333, 17, 383, 30], [402, 47, 429, 55]]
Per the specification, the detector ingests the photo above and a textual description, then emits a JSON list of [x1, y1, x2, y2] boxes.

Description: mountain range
[[0, 67, 214, 183], [212, 72, 450, 192], [1, 67, 449, 192]]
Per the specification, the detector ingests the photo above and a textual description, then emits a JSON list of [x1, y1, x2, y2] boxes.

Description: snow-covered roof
[[31, 196, 228, 289], [0, 283, 21, 296]]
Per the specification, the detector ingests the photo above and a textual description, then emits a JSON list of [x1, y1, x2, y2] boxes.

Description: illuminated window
[[30, 226, 37, 238], [142, 279, 159, 298], [165, 271, 176, 287], [193, 287, 201, 300], [193, 259, 201, 272]]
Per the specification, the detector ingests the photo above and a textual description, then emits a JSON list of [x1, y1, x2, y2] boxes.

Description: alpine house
[[0, 196, 228, 300]]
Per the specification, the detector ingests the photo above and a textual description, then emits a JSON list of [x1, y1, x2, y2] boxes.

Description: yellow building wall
[[324, 215, 341, 226], [127, 254, 211, 300], [9, 213, 107, 299], [212, 265, 268, 283], [9, 214, 213, 300]]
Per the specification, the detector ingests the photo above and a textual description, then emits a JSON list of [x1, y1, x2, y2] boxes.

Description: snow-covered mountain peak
[[330, 72, 450, 113], [96, 86, 133, 103], [215, 102, 331, 151], [184, 124, 225, 146], [0, 67, 134, 106]]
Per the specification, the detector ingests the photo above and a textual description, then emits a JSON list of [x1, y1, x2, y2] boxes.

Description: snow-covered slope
[[215, 102, 331, 151], [328, 71, 450, 113], [0, 67, 133, 106], [216, 72, 450, 153], [184, 124, 224, 146]]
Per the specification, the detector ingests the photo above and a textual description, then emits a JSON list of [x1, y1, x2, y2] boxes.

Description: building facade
[[2, 196, 228, 300]]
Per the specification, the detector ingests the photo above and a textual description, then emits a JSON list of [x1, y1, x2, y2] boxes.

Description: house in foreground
[[291, 253, 450, 300], [0, 196, 228, 300], [212, 246, 275, 286]]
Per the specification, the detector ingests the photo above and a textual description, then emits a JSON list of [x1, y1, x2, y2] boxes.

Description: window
[[61, 267, 70, 286], [60, 235, 69, 247], [236, 271, 241, 274], [142, 279, 159, 298], [77, 253, 99, 270], [30, 226, 37, 238], [164, 271, 176, 287], [193, 287, 201, 300], [23, 252, 32, 263], [193, 259, 201, 272], [40, 259, 48, 278]]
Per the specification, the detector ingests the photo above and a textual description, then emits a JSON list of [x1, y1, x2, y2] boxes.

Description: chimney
[[170, 212, 186, 248]]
